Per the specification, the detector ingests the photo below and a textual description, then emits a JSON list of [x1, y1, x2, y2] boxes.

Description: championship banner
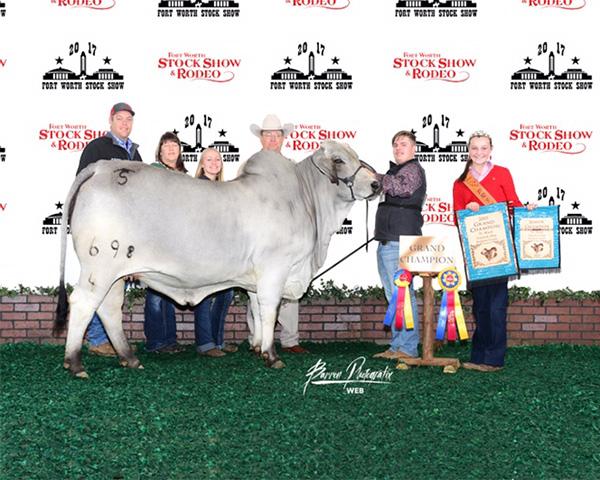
[[513, 205, 561, 272], [435, 267, 468, 342], [383, 269, 415, 332], [456, 203, 519, 284]]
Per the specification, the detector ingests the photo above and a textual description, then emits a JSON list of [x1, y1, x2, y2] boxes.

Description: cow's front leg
[[255, 283, 286, 369], [259, 301, 285, 369], [247, 292, 262, 355]]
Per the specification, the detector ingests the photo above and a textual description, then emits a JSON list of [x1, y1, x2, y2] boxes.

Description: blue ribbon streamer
[[383, 271, 402, 328], [435, 291, 448, 340]]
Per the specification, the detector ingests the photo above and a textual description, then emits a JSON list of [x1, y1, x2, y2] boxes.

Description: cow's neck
[[297, 158, 354, 272]]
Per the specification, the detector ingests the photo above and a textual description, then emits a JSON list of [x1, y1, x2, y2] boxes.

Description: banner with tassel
[[383, 269, 415, 331], [436, 267, 468, 341]]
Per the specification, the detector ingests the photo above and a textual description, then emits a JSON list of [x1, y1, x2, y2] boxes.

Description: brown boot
[[373, 349, 415, 360], [281, 345, 309, 354], [222, 343, 238, 353], [199, 348, 226, 358], [462, 362, 503, 372], [88, 342, 117, 357]]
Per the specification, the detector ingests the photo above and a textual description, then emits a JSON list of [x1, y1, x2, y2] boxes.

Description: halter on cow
[[55, 140, 381, 377]]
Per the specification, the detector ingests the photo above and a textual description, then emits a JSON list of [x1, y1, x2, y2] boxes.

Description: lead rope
[[366, 200, 369, 252], [311, 236, 376, 283], [311, 200, 376, 282]]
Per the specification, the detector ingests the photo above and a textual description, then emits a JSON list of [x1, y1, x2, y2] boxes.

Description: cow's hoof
[[252, 346, 261, 356], [137, 364, 144, 369], [120, 357, 142, 369], [263, 354, 285, 369], [74, 371, 89, 379], [63, 361, 70, 370], [271, 359, 286, 369]]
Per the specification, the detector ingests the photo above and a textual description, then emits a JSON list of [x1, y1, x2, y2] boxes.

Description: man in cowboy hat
[[245, 114, 309, 354]]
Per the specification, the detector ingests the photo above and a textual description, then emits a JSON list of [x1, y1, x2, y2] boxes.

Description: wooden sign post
[[397, 236, 462, 370], [399, 272, 460, 369]]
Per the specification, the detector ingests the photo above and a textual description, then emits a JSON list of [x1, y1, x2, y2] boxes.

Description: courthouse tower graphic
[[308, 52, 315, 77], [182, 124, 205, 153], [396, 0, 477, 7], [158, 0, 240, 7], [414, 123, 467, 155]]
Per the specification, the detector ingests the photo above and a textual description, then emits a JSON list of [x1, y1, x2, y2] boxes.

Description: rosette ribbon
[[383, 269, 415, 331], [436, 267, 468, 341]]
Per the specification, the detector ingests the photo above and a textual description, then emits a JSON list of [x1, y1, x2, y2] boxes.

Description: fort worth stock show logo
[[395, 0, 478, 18], [42, 201, 68, 235], [285, 0, 350, 9], [411, 112, 468, 163], [158, 51, 241, 82], [38, 123, 105, 152], [270, 41, 353, 91], [171, 112, 239, 164], [42, 42, 125, 91], [50, 0, 116, 9], [535, 186, 593, 236], [157, 0, 240, 17], [510, 41, 592, 91], [510, 123, 592, 155]]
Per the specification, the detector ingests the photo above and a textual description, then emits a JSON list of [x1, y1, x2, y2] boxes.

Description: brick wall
[[1, 295, 599, 346]]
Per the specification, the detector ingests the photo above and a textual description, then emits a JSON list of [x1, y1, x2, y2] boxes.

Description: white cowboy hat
[[250, 114, 294, 138]]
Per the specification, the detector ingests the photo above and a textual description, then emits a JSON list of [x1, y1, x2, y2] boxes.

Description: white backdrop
[[0, 1, 598, 292]]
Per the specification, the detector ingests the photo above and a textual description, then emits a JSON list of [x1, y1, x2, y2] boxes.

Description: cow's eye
[[333, 157, 344, 164]]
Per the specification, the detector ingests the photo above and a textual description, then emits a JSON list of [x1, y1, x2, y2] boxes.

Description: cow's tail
[[54, 165, 98, 335]]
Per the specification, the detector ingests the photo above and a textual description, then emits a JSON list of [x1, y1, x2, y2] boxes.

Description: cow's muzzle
[[337, 160, 379, 201]]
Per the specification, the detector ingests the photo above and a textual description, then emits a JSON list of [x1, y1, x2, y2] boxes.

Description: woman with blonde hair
[[194, 148, 236, 357]]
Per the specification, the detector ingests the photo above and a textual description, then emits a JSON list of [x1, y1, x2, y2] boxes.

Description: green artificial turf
[[1, 342, 599, 480]]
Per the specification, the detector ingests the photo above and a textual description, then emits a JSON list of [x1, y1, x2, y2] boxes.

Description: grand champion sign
[[398, 236, 457, 273]]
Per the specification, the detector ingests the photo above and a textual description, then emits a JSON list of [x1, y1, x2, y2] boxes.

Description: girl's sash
[[464, 172, 496, 206]]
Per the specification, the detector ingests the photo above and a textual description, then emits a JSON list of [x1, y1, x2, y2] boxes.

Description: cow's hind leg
[[97, 279, 142, 370], [63, 285, 101, 378], [256, 287, 285, 369]]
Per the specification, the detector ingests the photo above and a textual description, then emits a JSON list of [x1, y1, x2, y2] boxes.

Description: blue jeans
[[144, 289, 177, 352], [470, 281, 508, 367], [86, 313, 109, 346], [377, 241, 420, 357], [194, 289, 234, 353]]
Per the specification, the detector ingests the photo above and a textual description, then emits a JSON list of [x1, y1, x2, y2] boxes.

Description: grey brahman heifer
[[55, 140, 381, 377]]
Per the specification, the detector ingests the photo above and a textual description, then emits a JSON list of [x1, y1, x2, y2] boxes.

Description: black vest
[[374, 159, 427, 242]]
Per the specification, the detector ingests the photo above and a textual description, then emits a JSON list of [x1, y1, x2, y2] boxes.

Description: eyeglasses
[[261, 131, 283, 138]]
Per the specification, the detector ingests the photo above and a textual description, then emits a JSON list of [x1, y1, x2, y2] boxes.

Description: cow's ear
[[313, 142, 339, 184]]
